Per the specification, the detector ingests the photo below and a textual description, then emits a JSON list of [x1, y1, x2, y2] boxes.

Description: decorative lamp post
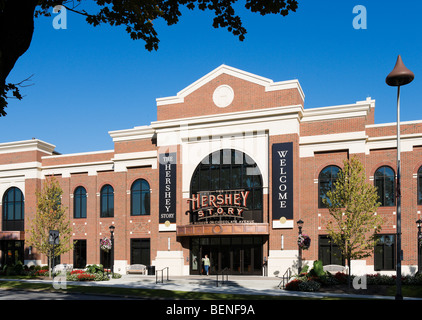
[[417, 219, 422, 274], [109, 225, 115, 277], [297, 219, 304, 274], [386, 55, 415, 300]]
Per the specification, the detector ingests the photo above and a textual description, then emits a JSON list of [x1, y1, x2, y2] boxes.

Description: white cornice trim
[[155, 64, 305, 106], [0, 139, 55, 155], [151, 104, 304, 130], [302, 99, 373, 123], [42, 149, 114, 159], [366, 119, 422, 128], [109, 125, 155, 142]]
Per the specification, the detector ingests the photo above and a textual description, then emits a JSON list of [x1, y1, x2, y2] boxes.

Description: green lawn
[[0, 278, 420, 300], [0, 280, 339, 300]]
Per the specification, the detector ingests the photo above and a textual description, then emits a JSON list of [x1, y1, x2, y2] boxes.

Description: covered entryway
[[190, 236, 264, 275]]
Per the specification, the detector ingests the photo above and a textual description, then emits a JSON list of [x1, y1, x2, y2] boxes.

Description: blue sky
[[3, 0, 422, 154]]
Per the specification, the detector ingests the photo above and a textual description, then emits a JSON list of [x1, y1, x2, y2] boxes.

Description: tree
[[323, 156, 383, 287], [25, 176, 73, 277], [0, 0, 299, 116]]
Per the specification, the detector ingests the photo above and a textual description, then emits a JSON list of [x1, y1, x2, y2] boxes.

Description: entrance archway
[[188, 149, 265, 275]]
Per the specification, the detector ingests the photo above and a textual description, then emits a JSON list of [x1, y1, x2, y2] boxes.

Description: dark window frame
[[318, 235, 345, 266], [2, 187, 25, 231], [374, 166, 396, 207], [130, 238, 151, 265], [130, 179, 151, 216], [73, 239, 87, 269], [2, 187, 24, 221], [100, 184, 114, 218], [74, 186, 87, 219], [417, 166, 422, 205], [189, 149, 263, 223], [318, 166, 341, 208], [374, 234, 396, 271]]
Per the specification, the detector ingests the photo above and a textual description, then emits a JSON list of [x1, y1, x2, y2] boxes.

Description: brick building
[[0, 65, 421, 276]]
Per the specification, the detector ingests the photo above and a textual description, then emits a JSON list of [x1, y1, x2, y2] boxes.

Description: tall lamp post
[[386, 55, 415, 300], [109, 225, 115, 277], [297, 219, 304, 274], [417, 219, 422, 274]]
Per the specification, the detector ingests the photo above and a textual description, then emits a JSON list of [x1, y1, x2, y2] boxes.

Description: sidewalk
[[31, 274, 422, 300]]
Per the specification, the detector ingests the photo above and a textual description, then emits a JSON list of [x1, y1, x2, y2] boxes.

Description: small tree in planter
[[323, 156, 383, 288]]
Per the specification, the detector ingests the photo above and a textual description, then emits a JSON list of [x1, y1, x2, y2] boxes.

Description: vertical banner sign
[[272, 142, 293, 228], [159, 153, 177, 231]]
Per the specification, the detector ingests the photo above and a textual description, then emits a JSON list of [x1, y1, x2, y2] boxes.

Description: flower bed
[[77, 273, 96, 281], [35, 269, 49, 277], [285, 269, 422, 293]]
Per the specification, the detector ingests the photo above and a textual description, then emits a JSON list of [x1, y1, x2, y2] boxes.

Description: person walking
[[202, 255, 210, 275]]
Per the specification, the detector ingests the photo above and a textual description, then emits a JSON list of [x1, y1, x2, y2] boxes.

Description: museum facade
[[1, 65, 421, 276]]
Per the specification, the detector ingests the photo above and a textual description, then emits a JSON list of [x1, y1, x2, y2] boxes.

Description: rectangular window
[[318, 235, 344, 266], [374, 235, 396, 271], [130, 239, 150, 265], [73, 240, 87, 269]]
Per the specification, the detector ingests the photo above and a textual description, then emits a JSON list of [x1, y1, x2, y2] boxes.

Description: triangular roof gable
[[156, 64, 305, 106]]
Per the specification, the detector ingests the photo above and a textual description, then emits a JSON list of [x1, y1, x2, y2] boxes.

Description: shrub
[[285, 279, 303, 291], [333, 272, 348, 284], [308, 260, 325, 278], [86, 264, 104, 274], [318, 273, 340, 286], [13, 261, 24, 275], [298, 280, 321, 292]]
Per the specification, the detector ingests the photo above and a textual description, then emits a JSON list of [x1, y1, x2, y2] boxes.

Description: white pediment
[[156, 64, 304, 106]]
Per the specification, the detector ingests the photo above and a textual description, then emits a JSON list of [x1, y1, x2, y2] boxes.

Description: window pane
[[375, 167, 395, 207], [418, 173, 422, 205], [108, 196, 114, 217], [15, 202, 22, 220], [81, 196, 87, 218], [318, 166, 340, 208], [132, 192, 140, 216], [7, 203, 14, 220]]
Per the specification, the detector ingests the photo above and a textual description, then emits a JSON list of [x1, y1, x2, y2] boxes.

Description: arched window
[[100, 184, 114, 218], [318, 166, 340, 208], [131, 179, 150, 216], [74, 186, 87, 218], [2, 187, 24, 231], [190, 149, 263, 223], [418, 166, 422, 205], [374, 166, 395, 207]]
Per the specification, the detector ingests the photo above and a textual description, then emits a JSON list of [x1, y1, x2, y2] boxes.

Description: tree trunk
[[347, 256, 352, 289]]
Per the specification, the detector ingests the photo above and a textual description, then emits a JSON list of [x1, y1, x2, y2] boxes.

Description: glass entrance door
[[1, 240, 24, 266], [190, 236, 263, 275]]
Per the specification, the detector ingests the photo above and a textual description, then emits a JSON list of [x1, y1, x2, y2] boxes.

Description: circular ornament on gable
[[213, 85, 234, 108]]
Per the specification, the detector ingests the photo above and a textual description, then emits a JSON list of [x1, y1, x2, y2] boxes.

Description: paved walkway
[[21, 274, 421, 300]]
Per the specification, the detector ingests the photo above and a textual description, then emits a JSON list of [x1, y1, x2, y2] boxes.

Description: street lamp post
[[109, 225, 115, 277], [297, 219, 304, 274], [417, 219, 422, 274], [386, 55, 415, 300]]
